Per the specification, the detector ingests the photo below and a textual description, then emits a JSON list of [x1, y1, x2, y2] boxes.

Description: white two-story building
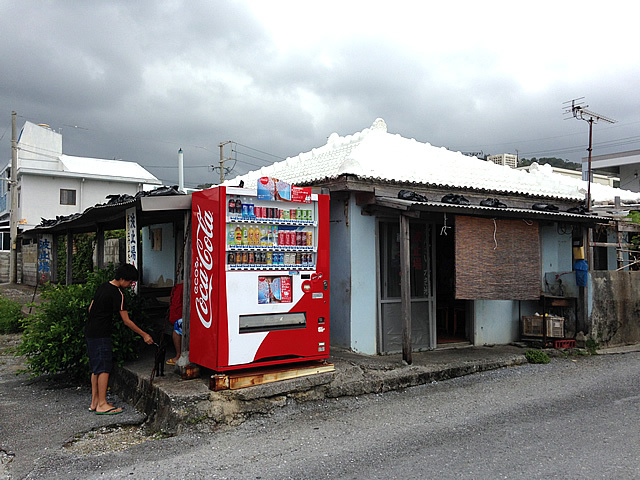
[[0, 121, 161, 281], [0, 121, 161, 232]]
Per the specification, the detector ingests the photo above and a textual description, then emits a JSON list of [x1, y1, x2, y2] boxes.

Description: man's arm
[[119, 310, 154, 344]]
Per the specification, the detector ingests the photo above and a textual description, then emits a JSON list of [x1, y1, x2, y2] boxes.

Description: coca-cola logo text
[[193, 205, 214, 328]]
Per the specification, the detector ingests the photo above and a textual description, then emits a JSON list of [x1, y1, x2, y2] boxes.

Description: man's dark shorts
[[86, 337, 113, 375]]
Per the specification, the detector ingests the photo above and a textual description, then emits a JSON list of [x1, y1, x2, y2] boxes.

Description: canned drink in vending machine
[[296, 231, 303, 246], [307, 231, 313, 246], [301, 232, 307, 246]]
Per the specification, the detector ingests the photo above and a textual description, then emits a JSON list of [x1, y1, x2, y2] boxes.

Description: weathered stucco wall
[[590, 271, 640, 346], [21, 243, 37, 287]]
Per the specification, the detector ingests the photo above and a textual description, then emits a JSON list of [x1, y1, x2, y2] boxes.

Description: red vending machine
[[189, 179, 330, 372]]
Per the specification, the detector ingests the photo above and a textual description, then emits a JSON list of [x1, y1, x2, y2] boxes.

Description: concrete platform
[[111, 343, 530, 434]]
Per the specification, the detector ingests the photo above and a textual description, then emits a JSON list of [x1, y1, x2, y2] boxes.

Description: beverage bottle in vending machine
[[235, 197, 242, 215], [235, 225, 242, 245], [260, 226, 267, 246], [241, 225, 248, 246], [227, 225, 235, 245], [228, 197, 235, 215], [241, 198, 249, 219]]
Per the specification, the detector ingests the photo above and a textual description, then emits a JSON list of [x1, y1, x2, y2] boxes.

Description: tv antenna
[[563, 98, 616, 211]]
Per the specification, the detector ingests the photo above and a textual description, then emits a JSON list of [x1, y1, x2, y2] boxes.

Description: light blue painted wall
[[329, 197, 351, 349], [348, 196, 378, 354], [473, 300, 520, 345], [141, 223, 176, 286], [540, 224, 573, 276]]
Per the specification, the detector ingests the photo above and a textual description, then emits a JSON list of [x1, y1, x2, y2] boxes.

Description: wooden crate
[[522, 315, 564, 338]]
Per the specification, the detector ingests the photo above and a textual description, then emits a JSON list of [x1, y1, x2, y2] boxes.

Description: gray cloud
[[1, 1, 639, 188]]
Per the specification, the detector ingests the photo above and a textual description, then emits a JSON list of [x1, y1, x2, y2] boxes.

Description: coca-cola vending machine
[[189, 179, 330, 371]]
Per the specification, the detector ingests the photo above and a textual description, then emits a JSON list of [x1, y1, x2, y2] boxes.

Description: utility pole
[[9, 111, 18, 284], [218, 141, 232, 184], [563, 98, 616, 211]]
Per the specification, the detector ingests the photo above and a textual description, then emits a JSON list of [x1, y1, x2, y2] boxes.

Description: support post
[[51, 235, 58, 284], [96, 225, 105, 270], [400, 214, 412, 365], [9, 111, 18, 284], [179, 211, 198, 378], [66, 232, 73, 285]]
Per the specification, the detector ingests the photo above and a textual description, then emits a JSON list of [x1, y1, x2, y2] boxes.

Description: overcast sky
[[1, 1, 639, 188]]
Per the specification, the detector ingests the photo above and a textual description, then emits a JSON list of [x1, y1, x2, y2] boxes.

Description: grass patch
[[0, 297, 24, 334], [525, 349, 550, 364]]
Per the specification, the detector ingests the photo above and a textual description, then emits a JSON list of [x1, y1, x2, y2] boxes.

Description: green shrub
[[0, 297, 23, 333], [56, 233, 95, 284], [17, 266, 153, 380], [525, 349, 550, 364], [585, 337, 599, 355]]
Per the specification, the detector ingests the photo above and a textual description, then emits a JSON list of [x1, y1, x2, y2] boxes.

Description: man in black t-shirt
[[85, 264, 153, 415]]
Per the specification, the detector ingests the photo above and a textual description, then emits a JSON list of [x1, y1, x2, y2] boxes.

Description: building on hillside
[[583, 149, 640, 193], [487, 153, 518, 168], [518, 164, 618, 188], [224, 118, 640, 354]]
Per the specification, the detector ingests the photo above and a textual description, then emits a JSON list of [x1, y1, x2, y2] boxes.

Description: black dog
[[153, 333, 172, 377]]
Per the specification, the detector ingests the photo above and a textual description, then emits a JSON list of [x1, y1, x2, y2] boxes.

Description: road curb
[[111, 353, 528, 434]]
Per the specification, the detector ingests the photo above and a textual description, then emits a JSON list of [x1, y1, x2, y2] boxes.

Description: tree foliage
[[518, 156, 581, 171], [17, 266, 154, 380], [56, 233, 95, 284]]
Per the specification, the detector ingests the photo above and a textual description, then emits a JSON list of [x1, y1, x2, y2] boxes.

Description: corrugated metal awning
[[372, 196, 608, 224]]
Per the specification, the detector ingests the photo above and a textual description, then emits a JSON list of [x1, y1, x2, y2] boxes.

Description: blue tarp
[[574, 259, 588, 287]]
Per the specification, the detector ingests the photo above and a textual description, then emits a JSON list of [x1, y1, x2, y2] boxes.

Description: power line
[[231, 148, 274, 168], [234, 142, 286, 160]]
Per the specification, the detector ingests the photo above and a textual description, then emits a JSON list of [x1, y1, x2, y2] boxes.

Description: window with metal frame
[[60, 189, 76, 205]]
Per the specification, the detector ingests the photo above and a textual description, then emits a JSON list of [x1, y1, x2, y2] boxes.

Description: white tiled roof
[[226, 118, 640, 203], [59, 154, 161, 184]]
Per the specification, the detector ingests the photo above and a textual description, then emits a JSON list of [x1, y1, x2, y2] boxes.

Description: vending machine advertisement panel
[[189, 181, 330, 371]]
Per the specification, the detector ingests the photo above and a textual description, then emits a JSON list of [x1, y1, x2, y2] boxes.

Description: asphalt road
[[2, 343, 639, 480]]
